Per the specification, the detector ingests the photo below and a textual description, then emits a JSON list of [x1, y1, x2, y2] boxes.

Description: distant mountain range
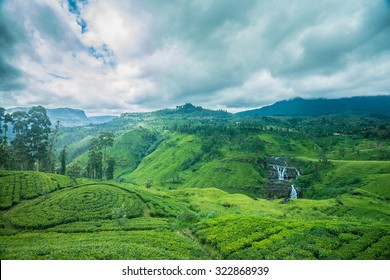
[[6, 107, 116, 127], [6, 96, 390, 127], [237, 96, 390, 117]]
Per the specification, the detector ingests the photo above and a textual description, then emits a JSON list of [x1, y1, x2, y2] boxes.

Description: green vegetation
[[46, 217, 171, 233], [0, 106, 54, 172], [295, 160, 390, 199], [1, 104, 389, 259], [6, 184, 144, 229], [192, 216, 389, 259], [0, 230, 208, 260], [0, 171, 73, 209]]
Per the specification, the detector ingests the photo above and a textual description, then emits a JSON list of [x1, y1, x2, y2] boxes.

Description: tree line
[[1, 106, 116, 180], [0, 106, 56, 172]]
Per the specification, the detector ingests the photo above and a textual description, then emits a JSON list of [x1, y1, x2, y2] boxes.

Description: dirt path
[[178, 228, 222, 259], [142, 203, 151, 217]]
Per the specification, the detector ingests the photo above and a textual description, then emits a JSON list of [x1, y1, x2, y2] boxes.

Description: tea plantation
[[1, 110, 389, 260], [1, 168, 389, 259]]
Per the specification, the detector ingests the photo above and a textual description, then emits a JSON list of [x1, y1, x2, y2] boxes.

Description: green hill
[[1, 103, 389, 260]]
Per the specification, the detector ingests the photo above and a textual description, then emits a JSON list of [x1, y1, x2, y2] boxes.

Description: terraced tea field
[[0, 172, 208, 259], [7, 184, 144, 229], [0, 171, 73, 209], [1, 170, 389, 260], [192, 216, 390, 260]]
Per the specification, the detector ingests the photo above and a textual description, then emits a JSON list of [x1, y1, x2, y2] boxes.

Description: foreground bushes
[[0, 171, 73, 209], [192, 215, 390, 260]]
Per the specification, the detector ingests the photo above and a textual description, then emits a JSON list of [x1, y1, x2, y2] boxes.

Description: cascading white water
[[295, 168, 301, 177], [290, 185, 297, 199], [273, 165, 287, 180]]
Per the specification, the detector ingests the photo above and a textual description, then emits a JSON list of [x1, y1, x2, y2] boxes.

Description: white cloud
[[1, 0, 390, 114], [81, 0, 153, 59]]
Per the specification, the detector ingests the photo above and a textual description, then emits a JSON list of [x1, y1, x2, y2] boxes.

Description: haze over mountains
[[6, 107, 116, 127]]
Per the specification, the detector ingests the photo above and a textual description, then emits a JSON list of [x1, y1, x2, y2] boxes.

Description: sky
[[1, 0, 390, 116]]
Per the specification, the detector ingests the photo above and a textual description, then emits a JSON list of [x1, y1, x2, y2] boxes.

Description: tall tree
[[106, 156, 116, 180], [11, 111, 30, 170], [0, 108, 11, 169], [86, 132, 115, 180], [59, 146, 67, 175], [0, 107, 5, 142], [87, 137, 103, 179], [99, 132, 114, 179], [2, 113, 12, 145], [27, 106, 51, 172], [46, 121, 61, 173], [67, 161, 81, 179]]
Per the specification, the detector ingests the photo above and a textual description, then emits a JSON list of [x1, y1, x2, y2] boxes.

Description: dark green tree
[[87, 137, 103, 179], [67, 161, 81, 179], [99, 132, 114, 179], [27, 106, 51, 172], [2, 113, 12, 145], [0, 108, 11, 169], [0, 107, 5, 142], [86, 132, 115, 180], [59, 146, 67, 175], [11, 111, 30, 170], [106, 156, 116, 180], [46, 121, 60, 173]]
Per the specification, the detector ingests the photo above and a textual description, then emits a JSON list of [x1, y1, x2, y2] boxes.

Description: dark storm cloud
[[0, 0, 27, 92]]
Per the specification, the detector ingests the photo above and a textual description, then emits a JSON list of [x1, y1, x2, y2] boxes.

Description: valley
[[0, 102, 389, 259]]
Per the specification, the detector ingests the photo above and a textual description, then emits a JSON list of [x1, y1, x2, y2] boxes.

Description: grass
[[123, 133, 202, 186], [181, 159, 265, 196], [123, 132, 267, 196], [295, 159, 390, 199], [258, 133, 319, 158]]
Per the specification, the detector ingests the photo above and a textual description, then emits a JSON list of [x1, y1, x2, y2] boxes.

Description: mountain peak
[[237, 96, 390, 117]]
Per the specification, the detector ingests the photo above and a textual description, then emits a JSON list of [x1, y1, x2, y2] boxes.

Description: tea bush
[[8, 184, 143, 229], [0, 171, 73, 209]]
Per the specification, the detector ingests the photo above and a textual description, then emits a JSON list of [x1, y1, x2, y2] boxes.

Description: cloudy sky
[[1, 0, 390, 115]]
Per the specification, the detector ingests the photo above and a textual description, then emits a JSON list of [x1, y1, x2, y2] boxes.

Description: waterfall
[[272, 165, 288, 181], [295, 168, 301, 177], [273, 165, 287, 180], [290, 185, 297, 199]]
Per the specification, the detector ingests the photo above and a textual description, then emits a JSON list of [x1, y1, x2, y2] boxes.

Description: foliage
[[122, 185, 191, 218], [192, 216, 390, 259], [0, 170, 73, 209], [46, 217, 171, 233], [0, 230, 208, 260], [1, 105, 389, 260], [59, 146, 67, 175], [7, 184, 143, 229]]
